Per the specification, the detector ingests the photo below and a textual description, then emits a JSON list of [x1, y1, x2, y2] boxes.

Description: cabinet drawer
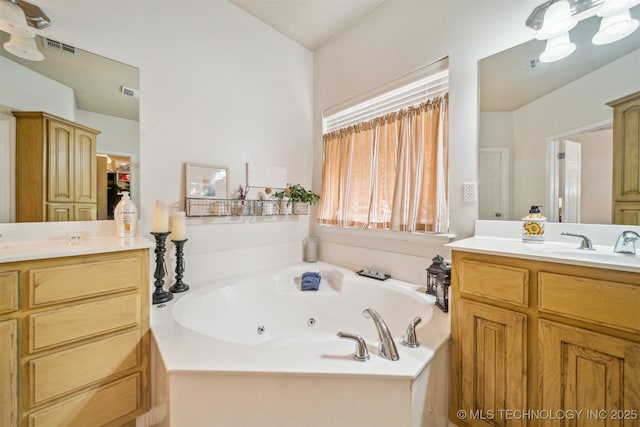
[[538, 272, 640, 334], [0, 271, 19, 314], [27, 373, 141, 427], [29, 294, 140, 352], [29, 257, 141, 307], [28, 330, 141, 406], [458, 260, 529, 306]]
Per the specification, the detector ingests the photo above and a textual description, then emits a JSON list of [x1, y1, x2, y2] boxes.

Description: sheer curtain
[[318, 94, 448, 233]]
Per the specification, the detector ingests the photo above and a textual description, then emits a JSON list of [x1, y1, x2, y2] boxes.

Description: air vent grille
[[120, 86, 140, 99], [42, 38, 77, 55]]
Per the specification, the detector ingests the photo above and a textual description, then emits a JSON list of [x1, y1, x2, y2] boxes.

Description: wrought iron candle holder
[[169, 239, 189, 293], [151, 231, 173, 304]]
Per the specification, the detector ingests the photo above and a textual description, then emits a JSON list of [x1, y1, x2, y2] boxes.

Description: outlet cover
[[463, 182, 477, 202]]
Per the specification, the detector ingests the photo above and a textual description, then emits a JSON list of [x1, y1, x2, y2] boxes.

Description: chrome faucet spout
[[362, 308, 399, 361], [614, 231, 640, 254], [560, 232, 594, 250]]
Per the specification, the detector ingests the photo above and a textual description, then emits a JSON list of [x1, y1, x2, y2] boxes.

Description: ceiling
[[229, 0, 384, 50], [480, 5, 640, 111], [0, 30, 139, 121]]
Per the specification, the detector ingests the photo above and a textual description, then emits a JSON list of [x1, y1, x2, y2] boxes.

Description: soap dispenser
[[522, 205, 546, 243], [115, 191, 137, 237]]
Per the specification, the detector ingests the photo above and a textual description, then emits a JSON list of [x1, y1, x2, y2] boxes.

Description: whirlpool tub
[[150, 262, 450, 426]]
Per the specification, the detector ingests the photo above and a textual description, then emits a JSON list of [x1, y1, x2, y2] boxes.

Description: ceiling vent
[[120, 86, 140, 99], [42, 38, 77, 55]]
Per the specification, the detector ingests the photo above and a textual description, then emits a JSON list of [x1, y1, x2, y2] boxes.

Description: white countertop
[[446, 236, 640, 273], [0, 235, 155, 263]]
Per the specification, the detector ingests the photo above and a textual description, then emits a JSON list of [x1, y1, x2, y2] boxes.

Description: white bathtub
[[150, 262, 451, 426]]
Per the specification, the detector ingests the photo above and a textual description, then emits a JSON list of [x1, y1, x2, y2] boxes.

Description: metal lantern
[[426, 255, 451, 312], [426, 255, 446, 296]]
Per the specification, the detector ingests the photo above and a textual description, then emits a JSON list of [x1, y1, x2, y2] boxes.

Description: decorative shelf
[[185, 198, 307, 217]]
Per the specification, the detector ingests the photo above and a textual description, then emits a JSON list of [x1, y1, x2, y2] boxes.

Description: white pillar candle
[[172, 211, 186, 240], [153, 200, 169, 232]]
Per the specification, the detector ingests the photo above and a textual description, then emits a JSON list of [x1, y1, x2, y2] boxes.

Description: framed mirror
[[0, 33, 140, 223], [478, 8, 640, 224]]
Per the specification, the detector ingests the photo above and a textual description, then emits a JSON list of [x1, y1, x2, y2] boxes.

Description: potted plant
[[274, 183, 320, 215]]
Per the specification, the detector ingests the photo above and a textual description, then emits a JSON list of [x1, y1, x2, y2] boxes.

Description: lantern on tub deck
[[426, 255, 451, 312]]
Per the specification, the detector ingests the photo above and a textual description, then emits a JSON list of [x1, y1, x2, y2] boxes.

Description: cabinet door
[[47, 203, 73, 222], [539, 319, 640, 427], [0, 319, 19, 427], [47, 120, 75, 203], [74, 129, 97, 203], [460, 300, 527, 426], [74, 203, 97, 221]]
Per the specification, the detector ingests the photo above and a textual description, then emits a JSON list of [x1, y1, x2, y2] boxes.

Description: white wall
[[20, 0, 314, 282], [571, 128, 613, 224], [312, 0, 541, 282], [0, 55, 75, 119], [75, 109, 141, 205], [511, 49, 639, 219]]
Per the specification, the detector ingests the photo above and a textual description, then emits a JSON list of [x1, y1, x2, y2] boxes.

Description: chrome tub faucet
[[362, 308, 399, 361], [614, 231, 640, 254]]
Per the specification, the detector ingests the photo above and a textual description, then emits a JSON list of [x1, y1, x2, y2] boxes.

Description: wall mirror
[[0, 32, 140, 223], [478, 8, 639, 224]]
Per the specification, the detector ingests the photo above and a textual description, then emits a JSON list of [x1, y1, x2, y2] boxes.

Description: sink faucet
[[614, 231, 640, 254], [362, 308, 399, 361], [560, 232, 594, 250]]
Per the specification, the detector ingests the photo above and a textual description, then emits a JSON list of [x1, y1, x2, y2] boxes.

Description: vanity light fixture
[[536, 0, 578, 40], [592, 0, 640, 44], [4, 33, 43, 60], [0, 0, 34, 37], [0, 0, 50, 61], [528, 0, 640, 62], [539, 32, 577, 61]]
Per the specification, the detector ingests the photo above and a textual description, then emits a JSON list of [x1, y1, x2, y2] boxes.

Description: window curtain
[[318, 94, 448, 233]]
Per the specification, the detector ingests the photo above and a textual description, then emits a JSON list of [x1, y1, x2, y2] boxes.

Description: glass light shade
[[4, 34, 44, 61], [0, 0, 35, 38], [596, 0, 640, 17], [539, 33, 576, 62], [536, 1, 577, 40], [592, 10, 639, 44]]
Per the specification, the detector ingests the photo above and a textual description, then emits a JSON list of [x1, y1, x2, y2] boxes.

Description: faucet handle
[[337, 331, 370, 361], [402, 316, 422, 348]]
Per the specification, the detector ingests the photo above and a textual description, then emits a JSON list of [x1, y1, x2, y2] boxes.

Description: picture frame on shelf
[[185, 162, 229, 199]]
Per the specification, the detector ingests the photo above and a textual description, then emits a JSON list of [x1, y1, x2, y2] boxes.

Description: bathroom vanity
[[447, 224, 640, 427], [0, 237, 152, 427]]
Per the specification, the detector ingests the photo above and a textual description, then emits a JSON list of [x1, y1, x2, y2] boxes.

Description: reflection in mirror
[[478, 8, 640, 224], [0, 32, 140, 223]]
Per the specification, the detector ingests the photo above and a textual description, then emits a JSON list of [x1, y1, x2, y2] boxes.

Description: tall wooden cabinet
[[450, 252, 640, 427], [608, 91, 640, 225], [0, 249, 150, 426], [13, 112, 100, 222]]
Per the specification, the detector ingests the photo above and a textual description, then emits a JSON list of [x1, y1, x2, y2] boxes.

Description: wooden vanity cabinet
[[609, 91, 640, 225], [449, 251, 640, 427], [0, 249, 150, 427], [13, 111, 100, 222]]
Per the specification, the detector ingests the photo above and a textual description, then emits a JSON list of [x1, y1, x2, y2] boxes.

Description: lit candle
[[172, 211, 186, 240], [153, 200, 169, 232]]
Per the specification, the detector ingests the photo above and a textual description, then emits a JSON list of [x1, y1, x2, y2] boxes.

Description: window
[[318, 60, 449, 233]]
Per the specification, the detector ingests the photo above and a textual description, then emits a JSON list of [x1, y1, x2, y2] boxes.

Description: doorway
[[547, 123, 612, 224]]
